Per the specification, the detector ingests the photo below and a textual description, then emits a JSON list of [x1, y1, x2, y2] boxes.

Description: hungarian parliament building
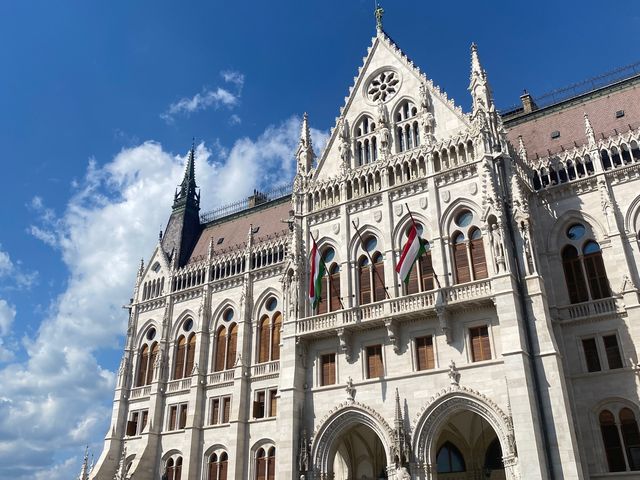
[[88, 11, 640, 480]]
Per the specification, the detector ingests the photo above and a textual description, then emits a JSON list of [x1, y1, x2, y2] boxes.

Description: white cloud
[[4, 115, 328, 479], [221, 70, 245, 91]]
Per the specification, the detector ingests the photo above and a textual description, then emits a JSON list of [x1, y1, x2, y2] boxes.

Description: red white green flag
[[396, 223, 426, 284], [309, 238, 326, 309]]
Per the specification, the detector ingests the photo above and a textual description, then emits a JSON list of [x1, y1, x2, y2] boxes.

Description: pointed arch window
[[257, 311, 282, 363], [451, 209, 487, 284], [136, 327, 158, 387], [255, 447, 276, 480], [208, 452, 229, 480], [453, 232, 471, 284], [436, 441, 466, 473], [317, 248, 342, 314], [165, 456, 183, 480], [358, 256, 372, 305], [402, 224, 434, 295], [214, 327, 227, 372], [173, 332, 197, 380], [469, 227, 488, 280], [226, 323, 238, 369], [561, 224, 610, 304], [355, 116, 377, 166]]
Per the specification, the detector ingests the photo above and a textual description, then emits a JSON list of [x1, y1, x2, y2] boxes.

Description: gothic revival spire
[[77, 446, 90, 480], [173, 142, 200, 211], [469, 43, 494, 114], [394, 388, 402, 430], [296, 113, 315, 175]]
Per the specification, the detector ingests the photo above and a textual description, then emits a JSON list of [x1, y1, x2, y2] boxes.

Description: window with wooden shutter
[[453, 234, 470, 284], [582, 337, 602, 372], [184, 334, 196, 377], [147, 343, 158, 385], [168, 405, 177, 430], [210, 398, 220, 425], [215, 327, 227, 372], [140, 409, 148, 433], [470, 326, 491, 362], [406, 257, 420, 295], [175, 457, 182, 480], [603, 334, 623, 370], [208, 454, 218, 480], [226, 324, 237, 370], [267, 448, 275, 480], [329, 264, 341, 311], [373, 253, 386, 302], [271, 313, 282, 361], [600, 410, 626, 472], [256, 449, 266, 480], [620, 408, 640, 470], [359, 257, 371, 305], [583, 242, 610, 300], [178, 403, 187, 429], [469, 228, 488, 280], [222, 396, 231, 423], [258, 316, 270, 363], [126, 412, 138, 436], [136, 344, 149, 387], [166, 459, 175, 480], [420, 252, 435, 291], [321, 353, 336, 386], [254, 391, 265, 418], [562, 246, 589, 304], [416, 336, 435, 371], [366, 344, 383, 378], [219, 453, 228, 480], [269, 389, 278, 417], [173, 336, 186, 380]]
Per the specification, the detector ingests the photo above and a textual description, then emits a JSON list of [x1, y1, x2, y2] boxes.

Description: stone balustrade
[[555, 296, 621, 322], [252, 360, 280, 377], [167, 377, 192, 393], [207, 370, 235, 385]]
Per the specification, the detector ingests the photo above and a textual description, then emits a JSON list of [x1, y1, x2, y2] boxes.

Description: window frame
[[364, 343, 385, 379], [579, 332, 625, 374], [252, 388, 278, 420], [465, 322, 494, 363], [126, 408, 149, 437], [166, 402, 188, 431], [318, 351, 338, 387], [208, 395, 232, 426]]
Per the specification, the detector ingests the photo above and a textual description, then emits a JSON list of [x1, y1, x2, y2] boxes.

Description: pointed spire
[[296, 113, 315, 175], [584, 112, 596, 146], [394, 388, 402, 429], [470, 43, 483, 76], [469, 42, 494, 114], [374, 3, 384, 32], [173, 142, 200, 212], [77, 445, 89, 480]]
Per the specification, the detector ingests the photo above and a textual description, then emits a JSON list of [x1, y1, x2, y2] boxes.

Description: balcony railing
[[208, 369, 235, 385], [167, 377, 192, 393], [297, 279, 493, 336], [129, 386, 152, 399], [252, 360, 280, 377], [555, 296, 621, 322]]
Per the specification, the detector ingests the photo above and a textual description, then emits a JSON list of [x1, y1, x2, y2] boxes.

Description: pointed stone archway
[[310, 402, 395, 479], [412, 387, 519, 480]]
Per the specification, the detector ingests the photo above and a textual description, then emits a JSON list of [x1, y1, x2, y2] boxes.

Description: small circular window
[[323, 247, 335, 263], [223, 308, 234, 322], [146, 327, 156, 341], [455, 210, 473, 228], [567, 223, 586, 241], [266, 297, 278, 312], [183, 319, 193, 332], [364, 236, 378, 252]]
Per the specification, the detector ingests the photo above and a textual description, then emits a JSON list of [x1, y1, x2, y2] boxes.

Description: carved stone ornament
[[394, 204, 403, 217], [367, 70, 400, 103], [419, 197, 428, 210], [374, 210, 383, 223], [470, 183, 478, 195], [345, 376, 356, 402], [448, 361, 460, 386], [442, 191, 451, 203], [332, 223, 340, 234]]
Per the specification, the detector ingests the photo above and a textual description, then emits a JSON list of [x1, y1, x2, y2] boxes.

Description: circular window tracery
[[323, 247, 335, 263], [364, 236, 378, 252], [146, 327, 156, 341], [266, 297, 278, 312], [455, 210, 473, 228], [223, 308, 234, 322], [183, 318, 193, 332], [367, 71, 400, 103]]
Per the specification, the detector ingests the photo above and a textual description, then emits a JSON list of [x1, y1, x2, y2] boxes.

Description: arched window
[[355, 116, 376, 166], [214, 327, 227, 372], [173, 336, 186, 380], [329, 263, 342, 311], [372, 252, 386, 302], [136, 327, 158, 387], [561, 223, 610, 303], [165, 456, 183, 480], [451, 210, 487, 284], [257, 310, 282, 364], [600, 410, 626, 472], [136, 344, 149, 388], [395, 100, 418, 153], [185, 334, 196, 377], [255, 447, 275, 480], [620, 408, 640, 470], [317, 248, 341, 315], [208, 452, 229, 480], [226, 323, 238, 369], [402, 224, 434, 295], [436, 441, 466, 473], [358, 256, 372, 305]]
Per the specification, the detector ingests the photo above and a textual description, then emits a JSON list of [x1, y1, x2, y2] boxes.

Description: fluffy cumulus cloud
[[161, 70, 245, 124], [5, 115, 327, 479]]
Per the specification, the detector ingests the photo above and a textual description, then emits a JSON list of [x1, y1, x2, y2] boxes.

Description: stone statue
[[338, 117, 351, 172], [396, 466, 411, 479]]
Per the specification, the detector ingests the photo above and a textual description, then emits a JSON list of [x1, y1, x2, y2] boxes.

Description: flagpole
[[404, 203, 442, 290], [350, 221, 391, 300], [309, 231, 346, 311]]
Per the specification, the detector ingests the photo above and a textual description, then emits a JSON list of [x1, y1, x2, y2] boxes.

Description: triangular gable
[[314, 29, 470, 181]]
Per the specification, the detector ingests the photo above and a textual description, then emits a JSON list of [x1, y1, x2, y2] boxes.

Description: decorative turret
[[161, 143, 203, 268], [392, 388, 410, 468], [77, 446, 90, 480], [584, 112, 596, 146], [296, 113, 315, 176], [469, 43, 494, 114]]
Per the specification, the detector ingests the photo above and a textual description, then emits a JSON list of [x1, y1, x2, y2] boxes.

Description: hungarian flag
[[309, 239, 326, 309], [396, 223, 426, 284]]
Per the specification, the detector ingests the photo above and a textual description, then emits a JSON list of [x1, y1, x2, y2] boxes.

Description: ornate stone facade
[[90, 17, 640, 480]]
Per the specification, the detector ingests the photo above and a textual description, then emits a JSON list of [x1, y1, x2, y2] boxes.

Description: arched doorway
[[311, 404, 394, 479], [434, 410, 505, 480], [331, 423, 388, 480]]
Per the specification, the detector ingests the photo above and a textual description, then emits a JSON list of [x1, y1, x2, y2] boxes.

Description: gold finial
[[375, 3, 384, 31]]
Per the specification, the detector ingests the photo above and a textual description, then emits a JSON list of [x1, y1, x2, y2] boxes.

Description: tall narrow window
[[603, 335, 623, 370], [359, 257, 372, 305], [166, 459, 175, 480], [258, 316, 270, 363], [271, 313, 282, 361], [415, 336, 435, 371], [222, 396, 231, 423], [219, 452, 228, 480], [321, 353, 336, 386], [600, 410, 626, 472], [147, 342, 158, 385], [226, 323, 238, 369], [256, 449, 266, 480], [366, 344, 384, 378], [562, 246, 589, 303], [208, 454, 219, 480], [329, 263, 342, 312], [211, 398, 220, 425], [175, 457, 182, 480], [582, 337, 602, 372], [173, 336, 186, 380], [453, 233, 470, 284], [469, 228, 488, 280], [214, 326, 227, 372], [583, 241, 610, 299], [254, 391, 266, 419], [372, 252, 386, 302], [185, 334, 196, 377], [267, 448, 276, 480], [136, 344, 149, 387], [470, 326, 491, 362], [620, 408, 640, 470], [269, 389, 278, 417]]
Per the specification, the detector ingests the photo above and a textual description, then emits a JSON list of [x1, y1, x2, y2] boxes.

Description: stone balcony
[[554, 296, 624, 324], [296, 278, 493, 338]]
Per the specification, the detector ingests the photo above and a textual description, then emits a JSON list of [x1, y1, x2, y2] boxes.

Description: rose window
[[367, 71, 400, 102]]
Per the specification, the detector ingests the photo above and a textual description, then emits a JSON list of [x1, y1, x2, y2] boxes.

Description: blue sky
[[0, 0, 638, 477]]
